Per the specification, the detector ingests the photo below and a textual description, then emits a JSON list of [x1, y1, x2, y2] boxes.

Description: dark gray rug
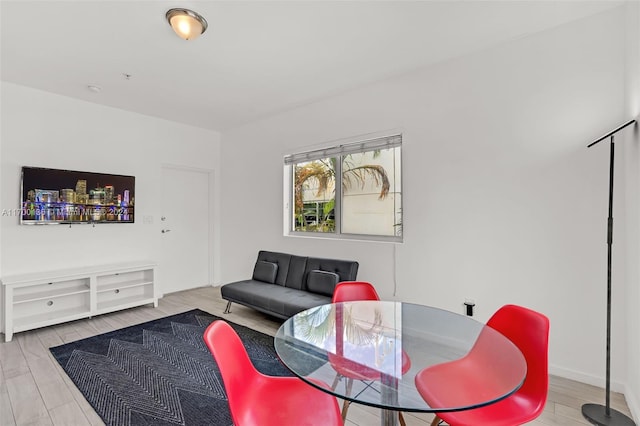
[[50, 309, 291, 426]]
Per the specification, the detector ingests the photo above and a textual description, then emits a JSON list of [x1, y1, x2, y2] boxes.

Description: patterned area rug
[[50, 309, 291, 426]]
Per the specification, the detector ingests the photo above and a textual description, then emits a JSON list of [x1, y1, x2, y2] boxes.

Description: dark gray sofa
[[221, 250, 359, 319]]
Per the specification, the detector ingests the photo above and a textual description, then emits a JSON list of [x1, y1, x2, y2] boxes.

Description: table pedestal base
[[381, 409, 397, 426]]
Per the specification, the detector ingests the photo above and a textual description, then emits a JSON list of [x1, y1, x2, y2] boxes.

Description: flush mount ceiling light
[[166, 8, 208, 41]]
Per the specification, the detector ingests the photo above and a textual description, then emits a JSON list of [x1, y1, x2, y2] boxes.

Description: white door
[[160, 166, 211, 294]]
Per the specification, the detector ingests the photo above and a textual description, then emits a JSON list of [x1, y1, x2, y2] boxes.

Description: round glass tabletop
[[274, 301, 526, 413]]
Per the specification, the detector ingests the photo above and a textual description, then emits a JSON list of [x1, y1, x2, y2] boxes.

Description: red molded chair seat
[[329, 348, 412, 382], [204, 320, 343, 426], [333, 281, 380, 302], [415, 304, 549, 426]]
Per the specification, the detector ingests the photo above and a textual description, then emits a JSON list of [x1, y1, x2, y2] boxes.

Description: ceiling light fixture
[[166, 8, 208, 41]]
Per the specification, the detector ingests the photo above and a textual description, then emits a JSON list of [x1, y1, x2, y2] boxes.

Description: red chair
[[330, 281, 411, 425], [203, 320, 343, 426], [333, 281, 381, 302], [415, 304, 550, 426]]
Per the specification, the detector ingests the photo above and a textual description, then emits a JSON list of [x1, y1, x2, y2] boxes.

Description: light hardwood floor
[[0, 286, 634, 426]]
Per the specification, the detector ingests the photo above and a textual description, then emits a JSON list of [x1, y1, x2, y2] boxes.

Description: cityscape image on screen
[[20, 166, 135, 224]]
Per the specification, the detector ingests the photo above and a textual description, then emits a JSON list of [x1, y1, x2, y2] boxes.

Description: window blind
[[284, 134, 402, 165]]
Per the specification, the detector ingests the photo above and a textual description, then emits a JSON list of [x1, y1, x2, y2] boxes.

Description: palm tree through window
[[288, 135, 402, 240]]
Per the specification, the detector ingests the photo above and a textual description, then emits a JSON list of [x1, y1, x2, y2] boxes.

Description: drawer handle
[[115, 289, 120, 294], [47, 300, 53, 306]]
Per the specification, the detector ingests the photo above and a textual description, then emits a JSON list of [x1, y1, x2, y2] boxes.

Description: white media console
[[1, 260, 157, 342]]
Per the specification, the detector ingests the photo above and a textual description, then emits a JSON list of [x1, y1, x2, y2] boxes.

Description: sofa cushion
[[280, 289, 332, 318], [306, 270, 340, 297], [220, 280, 331, 319], [252, 261, 278, 284]]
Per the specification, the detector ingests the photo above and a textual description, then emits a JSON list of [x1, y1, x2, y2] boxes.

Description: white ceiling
[[0, 1, 622, 132]]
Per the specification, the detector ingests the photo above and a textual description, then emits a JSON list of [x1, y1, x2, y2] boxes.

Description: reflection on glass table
[[274, 301, 527, 426]]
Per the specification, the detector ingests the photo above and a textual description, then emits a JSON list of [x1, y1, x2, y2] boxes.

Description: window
[[285, 134, 402, 241]]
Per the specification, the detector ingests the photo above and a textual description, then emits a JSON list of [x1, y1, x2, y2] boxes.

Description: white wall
[[624, 1, 640, 420], [221, 7, 631, 393], [0, 85, 3, 322], [0, 82, 222, 295]]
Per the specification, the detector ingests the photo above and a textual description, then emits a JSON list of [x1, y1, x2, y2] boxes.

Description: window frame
[[285, 134, 403, 243]]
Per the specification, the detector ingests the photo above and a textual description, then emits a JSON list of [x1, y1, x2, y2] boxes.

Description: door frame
[[160, 163, 217, 291]]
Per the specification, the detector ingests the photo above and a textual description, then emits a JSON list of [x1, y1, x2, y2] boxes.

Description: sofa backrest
[[255, 251, 295, 286], [283, 255, 308, 290], [305, 257, 359, 282], [254, 251, 359, 296]]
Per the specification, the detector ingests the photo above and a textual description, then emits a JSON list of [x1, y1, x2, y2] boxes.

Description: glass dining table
[[274, 301, 527, 426]]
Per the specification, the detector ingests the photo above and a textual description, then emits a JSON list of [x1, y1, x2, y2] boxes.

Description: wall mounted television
[[20, 166, 135, 224]]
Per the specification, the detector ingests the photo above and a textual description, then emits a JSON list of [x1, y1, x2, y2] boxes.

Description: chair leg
[[223, 301, 232, 314], [430, 415, 442, 426], [337, 378, 407, 424], [341, 378, 354, 422], [331, 373, 341, 391], [341, 399, 350, 422]]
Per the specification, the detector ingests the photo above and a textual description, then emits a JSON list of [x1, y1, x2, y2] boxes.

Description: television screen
[[20, 166, 135, 224]]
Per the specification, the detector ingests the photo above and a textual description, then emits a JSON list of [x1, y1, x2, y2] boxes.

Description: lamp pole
[[582, 119, 636, 426]]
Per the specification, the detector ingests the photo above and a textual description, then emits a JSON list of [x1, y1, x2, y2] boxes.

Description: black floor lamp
[[582, 118, 637, 426]]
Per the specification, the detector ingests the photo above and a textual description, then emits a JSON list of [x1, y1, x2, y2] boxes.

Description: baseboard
[[624, 383, 640, 423], [550, 365, 639, 422], [549, 364, 626, 393]]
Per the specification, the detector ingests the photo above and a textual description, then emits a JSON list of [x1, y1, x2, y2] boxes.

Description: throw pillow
[[307, 270, 340, 296], [253, 261, 278, 284]]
